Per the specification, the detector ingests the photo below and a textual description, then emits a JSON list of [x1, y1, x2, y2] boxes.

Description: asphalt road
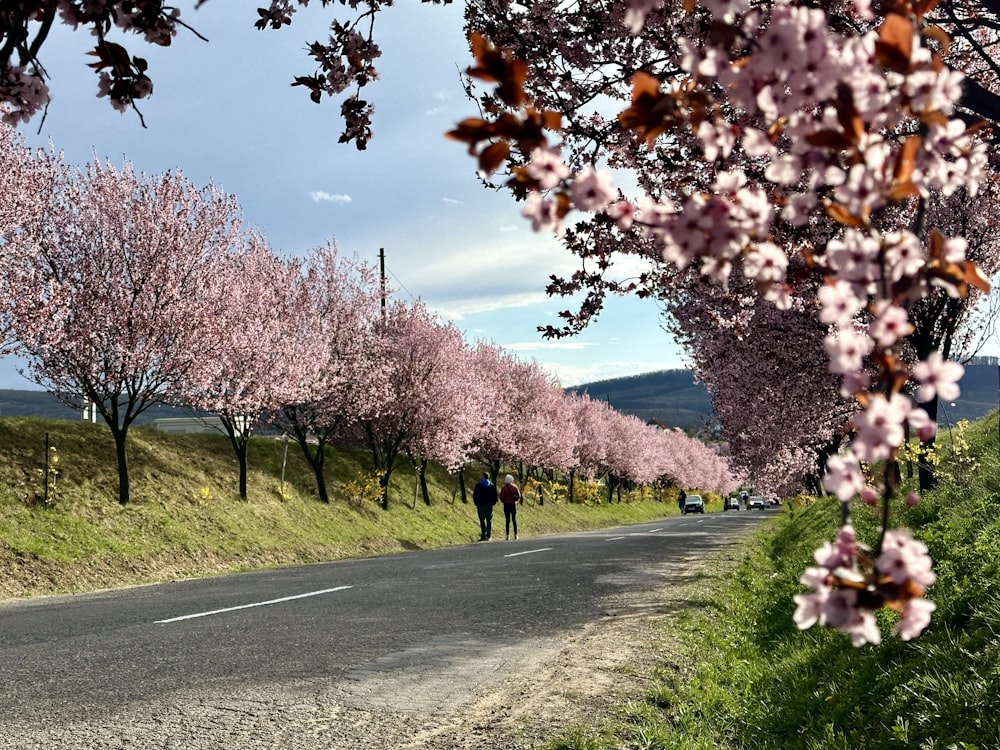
[[0, 510, 768, 747]]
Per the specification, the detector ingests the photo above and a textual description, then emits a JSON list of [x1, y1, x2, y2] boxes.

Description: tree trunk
[[111, 426, 131, 505], [419, 458, 431, 505], [237, 440, 249, 500], [458, 467, 468, 504], [568, 468, 575, 504], [379, 470, 391, 510], [221, 417, 252, 500], [294, 435, 329, 504]]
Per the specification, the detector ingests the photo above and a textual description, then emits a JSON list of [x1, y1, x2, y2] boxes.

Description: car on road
[[747, 495, 766, 510], [683, 494, 706, 514], [724, 496, 739, 511]]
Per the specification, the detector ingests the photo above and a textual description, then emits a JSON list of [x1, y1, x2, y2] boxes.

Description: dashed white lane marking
[[503, 548, 552, 558], [606, 536, 627, 541], [647, 528, 664, 533], [155, 586, 353, 624]]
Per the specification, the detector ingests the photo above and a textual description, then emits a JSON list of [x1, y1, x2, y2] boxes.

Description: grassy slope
[[0, 417, 690, 600], [544, 413, 1000, 749]]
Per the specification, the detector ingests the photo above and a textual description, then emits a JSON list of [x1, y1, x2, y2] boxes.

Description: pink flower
[[520, 192, 564, 235], [822, 450, 865, 501], [907, 406, 937, 442], [818, 280, 864, 328], [525, 146, 570, 190], [793, 590, 825, 630], [852, 393, 910, 463], [606, 199, 635, 231], [905, 491, 921, 507], [868, 302, 913, 348], [894, 597, 936, 640], [823, 328, 873, 375], [697, 120, 736, 162], [877, 530, 936, 588], [623, 0, 661, 34], [571, 166, 617, 212], [912, 352, 964, 403], [841, 603, 882, 647], [743, 242, 787, 284]]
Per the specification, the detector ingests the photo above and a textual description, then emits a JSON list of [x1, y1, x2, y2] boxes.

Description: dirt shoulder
[[406, 551, 722, 750]]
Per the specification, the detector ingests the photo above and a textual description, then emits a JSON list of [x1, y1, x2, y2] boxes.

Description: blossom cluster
[[793, 525, 937, 646]]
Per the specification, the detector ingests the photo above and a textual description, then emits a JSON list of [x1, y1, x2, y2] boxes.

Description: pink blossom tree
[[355, 299, 481, 510], [0, 146, 242, 505], [268, 241, 386, 505], [177, 232, 303, 499]]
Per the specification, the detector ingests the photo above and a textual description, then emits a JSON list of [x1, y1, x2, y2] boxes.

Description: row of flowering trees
[[0, 123, 738, 508]]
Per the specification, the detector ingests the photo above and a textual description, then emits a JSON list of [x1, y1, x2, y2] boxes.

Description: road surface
[[0, 511, 768, 748]]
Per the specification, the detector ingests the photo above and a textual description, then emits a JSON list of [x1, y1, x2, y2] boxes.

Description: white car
[[683, 494, 705, 514], [747, 495, 766, 510]]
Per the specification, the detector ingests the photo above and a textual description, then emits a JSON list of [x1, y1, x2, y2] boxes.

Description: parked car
[[724, 496, 739, 511], [747, 495, 766, 510], [683, 494, 706, 514]]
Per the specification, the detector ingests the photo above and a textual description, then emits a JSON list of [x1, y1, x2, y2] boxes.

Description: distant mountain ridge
[[567, 369, 713, 431], [0, 391, 204, 425], [569, 361, 1000, 432]]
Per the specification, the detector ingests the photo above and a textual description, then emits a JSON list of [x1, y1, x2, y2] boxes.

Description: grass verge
[[0, 417, 690, 600]]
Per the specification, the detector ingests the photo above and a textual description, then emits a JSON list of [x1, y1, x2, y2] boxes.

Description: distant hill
[[569, 361, 1000, 433], [0, 390, 208, 425], [941, 361, 998, 425], [567, 369, 714, 432]]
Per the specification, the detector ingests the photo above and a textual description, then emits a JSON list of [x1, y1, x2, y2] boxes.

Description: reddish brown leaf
[[465, 32, 527, 107], [445, 118, 494, 146], [825, 200, 868, 228], [478, 141, 510, 175], [889, 135, 921, 199], [618, 72, 677, 145], [964, 261, 992, 294], [806, 129, 855, 151], [924, 25, 950, 56], [541, 110, 563, 132], [915, 0, 943, 18], [876, 13, 914, 73]]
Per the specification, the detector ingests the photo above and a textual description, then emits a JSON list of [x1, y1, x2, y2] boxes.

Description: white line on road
[[155, 586, 353, 624], [606, 536, 627, 541], [647, 528, 664, 533], [503, 547, 552, 558]]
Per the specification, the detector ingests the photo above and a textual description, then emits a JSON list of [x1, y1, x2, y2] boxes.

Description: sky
[[3, 1, 690, 391]]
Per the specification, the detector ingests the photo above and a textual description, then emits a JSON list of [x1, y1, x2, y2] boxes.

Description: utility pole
[[379, 247, 386, 319]]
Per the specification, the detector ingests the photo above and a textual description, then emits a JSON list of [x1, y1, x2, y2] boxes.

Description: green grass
[[0, 417, 687, 599], [541, 411, 1000, 750]]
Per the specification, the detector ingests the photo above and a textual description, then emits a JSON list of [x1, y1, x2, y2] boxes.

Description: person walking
[[500, 474, 522, 540], [472, 472, 498, 541], [678, 488, 686, 514]]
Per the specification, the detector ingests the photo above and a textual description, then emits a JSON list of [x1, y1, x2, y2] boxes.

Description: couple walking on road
[[472, 473, 522, 541]]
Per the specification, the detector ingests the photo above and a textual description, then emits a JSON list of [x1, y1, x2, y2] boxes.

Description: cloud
[[442, 197, 463, 205], [309, 191, 352, 204], [430, 291, 550, 321], [505, 340, 593, 352]]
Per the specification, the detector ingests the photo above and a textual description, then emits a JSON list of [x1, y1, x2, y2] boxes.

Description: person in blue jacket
[[472, 472, 498, 541]]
